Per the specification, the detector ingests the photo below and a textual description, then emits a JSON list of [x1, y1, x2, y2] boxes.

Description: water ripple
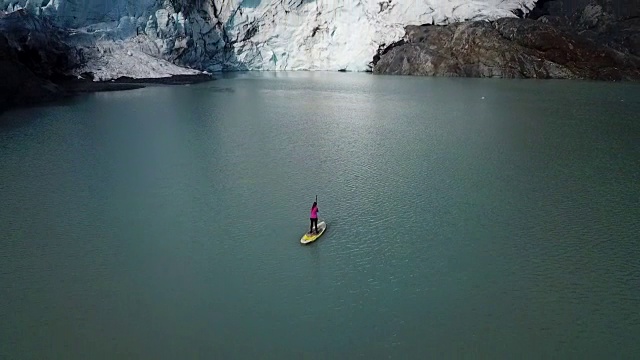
[[1, 73, 639, 359]]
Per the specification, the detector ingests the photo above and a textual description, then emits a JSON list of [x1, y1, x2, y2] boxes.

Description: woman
[[309, 201, 319, 234]]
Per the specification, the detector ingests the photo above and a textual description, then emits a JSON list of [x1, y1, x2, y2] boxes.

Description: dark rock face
[[0, 36, 63, 111], [0, 10, 82, 80], [373, 5, 640, 81], [525, 0, 639, 21], [0, 10, 82, 112]]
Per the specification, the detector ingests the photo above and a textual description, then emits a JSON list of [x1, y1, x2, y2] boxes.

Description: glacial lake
[[1, 72, 639, 359]]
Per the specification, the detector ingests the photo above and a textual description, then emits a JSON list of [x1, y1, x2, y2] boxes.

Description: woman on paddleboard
[[310, 201, 319, 234]]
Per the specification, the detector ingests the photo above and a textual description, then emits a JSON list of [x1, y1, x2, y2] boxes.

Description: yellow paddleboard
[[300, 221, 327, 244]]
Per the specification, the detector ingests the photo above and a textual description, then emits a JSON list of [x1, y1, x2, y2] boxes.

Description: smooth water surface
[[1, 72, 639, 359]]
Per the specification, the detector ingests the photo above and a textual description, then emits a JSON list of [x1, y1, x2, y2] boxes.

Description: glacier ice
[[2, 0, 538, 79], [228, 0, 538, 71]]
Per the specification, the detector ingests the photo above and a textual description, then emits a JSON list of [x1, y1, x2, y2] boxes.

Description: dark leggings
[[310, 218, 318, 233]]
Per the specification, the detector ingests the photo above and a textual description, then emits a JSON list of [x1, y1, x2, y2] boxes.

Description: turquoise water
[[1, 72, 639, 359]]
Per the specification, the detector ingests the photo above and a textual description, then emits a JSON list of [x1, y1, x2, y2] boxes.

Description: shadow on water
[[0, 90, 109, 131], [0, 104, 54, 131]]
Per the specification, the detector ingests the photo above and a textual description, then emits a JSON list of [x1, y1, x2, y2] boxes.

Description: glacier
[[228, 0, 538, 71], [1, 0, 538, 79]]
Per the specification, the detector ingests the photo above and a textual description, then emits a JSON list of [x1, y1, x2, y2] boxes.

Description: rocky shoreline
[[57, 73, 216, 93], [372, 3, 640, 80], [0, 69, 215, 115], [0, 70, 215, 114]]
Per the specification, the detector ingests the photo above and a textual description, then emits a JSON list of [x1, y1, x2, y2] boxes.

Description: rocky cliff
[[372, 2, 640, 80], [0, 10, 80, 111]]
